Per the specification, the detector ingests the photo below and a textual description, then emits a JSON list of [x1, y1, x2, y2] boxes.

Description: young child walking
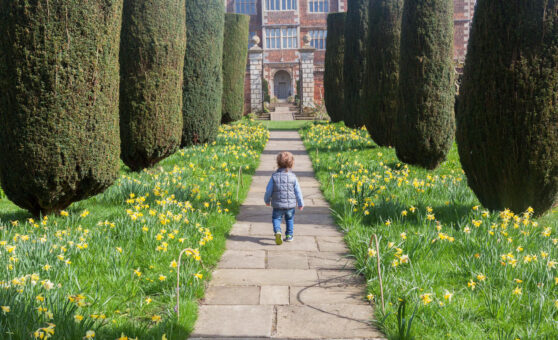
[[264, 151, 304, 245]]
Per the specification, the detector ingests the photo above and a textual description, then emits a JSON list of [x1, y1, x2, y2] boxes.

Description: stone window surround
[[307, 0, 329, 13], [265, 0, 298, 11], [263, 26, 299, 50], [308, 29, 327, 50], [235, 0, 257, 15]]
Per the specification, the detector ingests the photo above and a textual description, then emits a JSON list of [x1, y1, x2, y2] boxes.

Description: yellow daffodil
[[420, 293, 433, 305], [151, 315, 162, 324], [443, 290, 453, 302]]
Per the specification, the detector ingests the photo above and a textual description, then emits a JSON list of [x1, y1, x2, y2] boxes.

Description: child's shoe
[[275, 232, 283, 245], [285, 235, 294, 242]]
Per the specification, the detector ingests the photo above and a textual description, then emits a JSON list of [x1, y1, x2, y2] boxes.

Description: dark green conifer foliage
[[262, 77, 271, 103], [396, 0, 455, 170], [222, 14, 249, 123], [0, 0, 123, 216], [324, 12, 346, 123], [364, 0, 403, 147], [343, 0, 369, 128], [120, 0, 186, 171], [457, 0, 558, 216], [182, 0, 224, 146]]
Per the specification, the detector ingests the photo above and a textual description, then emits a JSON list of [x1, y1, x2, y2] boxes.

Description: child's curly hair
[[277, 151, 294, 170]]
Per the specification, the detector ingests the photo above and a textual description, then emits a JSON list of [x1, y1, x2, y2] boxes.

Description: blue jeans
[[272, 208, 295, 236]]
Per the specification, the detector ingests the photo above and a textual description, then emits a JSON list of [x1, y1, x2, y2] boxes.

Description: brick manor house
[[225, 0, 476, 112]]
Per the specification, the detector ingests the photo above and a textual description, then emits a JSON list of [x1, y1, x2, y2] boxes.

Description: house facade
[[225, 0, 476, 111]]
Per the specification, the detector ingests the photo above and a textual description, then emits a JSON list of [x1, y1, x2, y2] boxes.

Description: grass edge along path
[[0, 120, 268, 340], [300, 122, 558, 340]]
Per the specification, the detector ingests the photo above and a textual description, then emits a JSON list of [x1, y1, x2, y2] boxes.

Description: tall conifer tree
[[457, 0, 558, 215], [120, 0, 186, 171], [324, 12, 346, 123], [182, 0, 224, 146], [343, 0, 369, 128], [364, 0, 403, 147], [397, 0, 455, 169], [0, 0, 123, 215], [222, 13, 250, 123]]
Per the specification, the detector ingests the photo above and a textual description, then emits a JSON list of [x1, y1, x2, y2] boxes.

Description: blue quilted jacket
[[264, 169, 304, 209]]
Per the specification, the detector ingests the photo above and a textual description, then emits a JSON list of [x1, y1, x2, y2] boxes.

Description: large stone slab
[[192, 305, 273, 338], [318, 270, 366, 288], [307, 252, 356, 270], [267, 251, 309, 269], [294, 213, 335, 225], [212, 269, 319, 286], [228, 223, 250, 236], [276, 304, 381, 339], [317, 236, 350, 252], [204, 285, 260, 305], [226, 235, 319, 251], [260, 285, 290, 305], [218, 250, 266, 269], [290, 286, 367, 305]]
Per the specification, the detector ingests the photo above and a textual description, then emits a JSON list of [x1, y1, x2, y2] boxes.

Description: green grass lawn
[[260, 120, 326, 130], [301, 123, 558, 340], [0, 121, 268, 340]]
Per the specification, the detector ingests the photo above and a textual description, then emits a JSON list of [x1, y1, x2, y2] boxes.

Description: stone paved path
[[191, 131, 383, 340]]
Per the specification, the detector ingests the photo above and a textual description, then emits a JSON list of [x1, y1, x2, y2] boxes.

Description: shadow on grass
[[433, 203, 475, 229], [0, 207, 32, 224], [325, 190, 473, 235]]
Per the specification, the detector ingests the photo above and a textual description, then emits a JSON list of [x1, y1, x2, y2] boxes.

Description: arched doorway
[[273, 70, 291, 100]]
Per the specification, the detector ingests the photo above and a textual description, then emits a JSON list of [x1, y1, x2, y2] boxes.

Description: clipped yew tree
[[457, 0, 558, 215], [120, 0, 186, 171], [364, 0, 403, 147], [222, 13, 249, 124], [343, 0, 369, 128], [396, 0, 455, 169], [0, 1, 123, 216], [182, 0, 224, 146], [324, 12, 346, 123]]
